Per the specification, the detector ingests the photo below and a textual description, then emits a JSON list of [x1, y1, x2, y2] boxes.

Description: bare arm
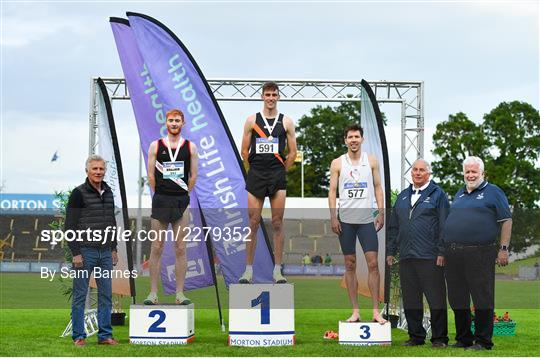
[[500, 219, 512, 247], [188, 141, 198, 192], [328, 158, 341, 234], [369, 155, 384, 213], [147, 141, 158, 192], [497, 219, 512, 266], [369, 155, 385, 231], [241, 115, 255, 166], [283, 116, 298, 171]]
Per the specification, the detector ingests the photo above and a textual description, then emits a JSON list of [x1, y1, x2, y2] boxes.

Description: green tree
[[431, 101, 540, 253], [289, 100, 387, 197], [293, 101, 362, 197], [431, 112, 489, 198], [482, 101, 540, 209], [483, 102, 540, 253], [286, 164, 318, 197]]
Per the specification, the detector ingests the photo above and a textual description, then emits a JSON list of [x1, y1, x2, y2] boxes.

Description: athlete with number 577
[[328, 124, 386, 324]]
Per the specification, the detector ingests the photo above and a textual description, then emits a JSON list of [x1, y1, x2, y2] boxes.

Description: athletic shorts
[[151, 193, 190, 223], [245, 167, 286, 199], [338, 221, 378, 255]]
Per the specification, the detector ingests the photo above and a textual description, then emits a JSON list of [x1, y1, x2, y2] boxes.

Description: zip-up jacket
[[387, 180, 449, 260]]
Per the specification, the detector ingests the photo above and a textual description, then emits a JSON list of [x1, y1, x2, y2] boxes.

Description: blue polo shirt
[[444, 181, 512, 245]]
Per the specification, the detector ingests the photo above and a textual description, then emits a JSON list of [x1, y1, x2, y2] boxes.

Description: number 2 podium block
[[229, 284, 295, 347], [129, 304, 195, 345], [339, 321, 391, 346]]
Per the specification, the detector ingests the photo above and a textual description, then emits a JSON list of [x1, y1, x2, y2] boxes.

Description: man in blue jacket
[[387, 159, 449, 348]]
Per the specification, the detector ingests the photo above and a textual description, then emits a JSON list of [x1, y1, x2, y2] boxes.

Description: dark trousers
[[445, 245, 497, 349], [399, 259, 448, 344]]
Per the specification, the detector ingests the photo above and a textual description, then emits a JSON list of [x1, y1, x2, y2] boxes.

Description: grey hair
[[413, 158, 431, 173], [85, 154, 106, 170], [463, 156, 484, 172]]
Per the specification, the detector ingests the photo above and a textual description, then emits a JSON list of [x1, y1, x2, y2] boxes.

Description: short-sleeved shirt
[[444, 181, 511, 245]]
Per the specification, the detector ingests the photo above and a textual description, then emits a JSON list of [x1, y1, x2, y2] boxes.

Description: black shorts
[[246, 167, 286, 199], [338, 221, 379, 255], [151, 193, 190, 223]]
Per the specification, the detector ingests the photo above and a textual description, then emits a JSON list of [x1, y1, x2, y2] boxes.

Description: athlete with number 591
[[239, 82, 297, 284], [328, 124, 387, 324]]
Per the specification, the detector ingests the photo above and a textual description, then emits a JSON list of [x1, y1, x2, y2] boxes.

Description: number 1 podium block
[[129, 304, 195, 345], [229, 284, 295, 347], [339, 321, 391, 345]]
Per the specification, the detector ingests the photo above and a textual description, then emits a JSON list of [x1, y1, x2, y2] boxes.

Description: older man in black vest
[[65, 155, 118, 346]]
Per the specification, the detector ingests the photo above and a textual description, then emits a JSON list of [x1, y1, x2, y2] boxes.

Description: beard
[[466, 176, 484, 191], [167, 127, 181, 136]]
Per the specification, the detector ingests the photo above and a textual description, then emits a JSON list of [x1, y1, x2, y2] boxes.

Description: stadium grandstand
[[0, 207, 343, 272]]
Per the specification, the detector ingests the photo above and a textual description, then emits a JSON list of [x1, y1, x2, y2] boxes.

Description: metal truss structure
[[90, 78, 424, 189]]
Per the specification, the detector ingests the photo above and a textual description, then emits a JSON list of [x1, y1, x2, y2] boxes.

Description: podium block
[[339, 321, 391, 345], [129, 304, 195, 345], [229, 284, 295, 347]]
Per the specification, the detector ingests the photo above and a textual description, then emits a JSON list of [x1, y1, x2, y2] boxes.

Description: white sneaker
[[238, 270, 252, 284], [273, 271, 287, 284], [143, 292, 158, 305], [175, 292, 192, 305]]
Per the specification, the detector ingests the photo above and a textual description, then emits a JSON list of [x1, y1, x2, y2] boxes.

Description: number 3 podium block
[[339, 321, 391, 345], [229, 284, 295, 347], [129, 304, 195, 345]]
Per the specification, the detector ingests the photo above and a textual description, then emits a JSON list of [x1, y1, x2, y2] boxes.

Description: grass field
[[1, 273, 539, 356], [496, 253, 540, 276]]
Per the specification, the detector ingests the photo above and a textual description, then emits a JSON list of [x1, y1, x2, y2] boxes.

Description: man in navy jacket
[[387, 159, 449, 348]]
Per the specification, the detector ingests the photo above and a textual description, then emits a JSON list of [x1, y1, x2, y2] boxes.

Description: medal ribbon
[[259, 112, 280, 138], [252, 123, 285, 166], [164, 135, 184, 162]]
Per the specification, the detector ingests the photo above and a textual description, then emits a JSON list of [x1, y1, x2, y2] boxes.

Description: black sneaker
[[450, 341, 473, 348], [465, 343, 490, 351], [432, 342, 448, 348], [402, 339, 425, 346]]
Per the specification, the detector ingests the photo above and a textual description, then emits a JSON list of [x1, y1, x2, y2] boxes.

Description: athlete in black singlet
[[144, 109, 198, 305], [239, 82, 298, 284]]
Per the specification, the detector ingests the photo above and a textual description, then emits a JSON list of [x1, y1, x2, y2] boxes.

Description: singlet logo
[[349, 169, 361, 182]]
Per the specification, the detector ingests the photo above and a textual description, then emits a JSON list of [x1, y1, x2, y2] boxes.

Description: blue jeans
[[71, 247, 113, 341]]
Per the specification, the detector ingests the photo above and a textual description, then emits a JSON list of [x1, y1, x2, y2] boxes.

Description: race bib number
[[163, 161, 184, 179], [256, 137, 279, 154], [344, 182, 368, 199]]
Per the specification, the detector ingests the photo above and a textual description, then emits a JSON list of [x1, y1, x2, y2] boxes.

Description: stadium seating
[[0, 215, 62, 261], [0, 215, 343, 264]]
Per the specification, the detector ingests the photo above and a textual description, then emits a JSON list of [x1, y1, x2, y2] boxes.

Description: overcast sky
[[1, 1, 538, 199]]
